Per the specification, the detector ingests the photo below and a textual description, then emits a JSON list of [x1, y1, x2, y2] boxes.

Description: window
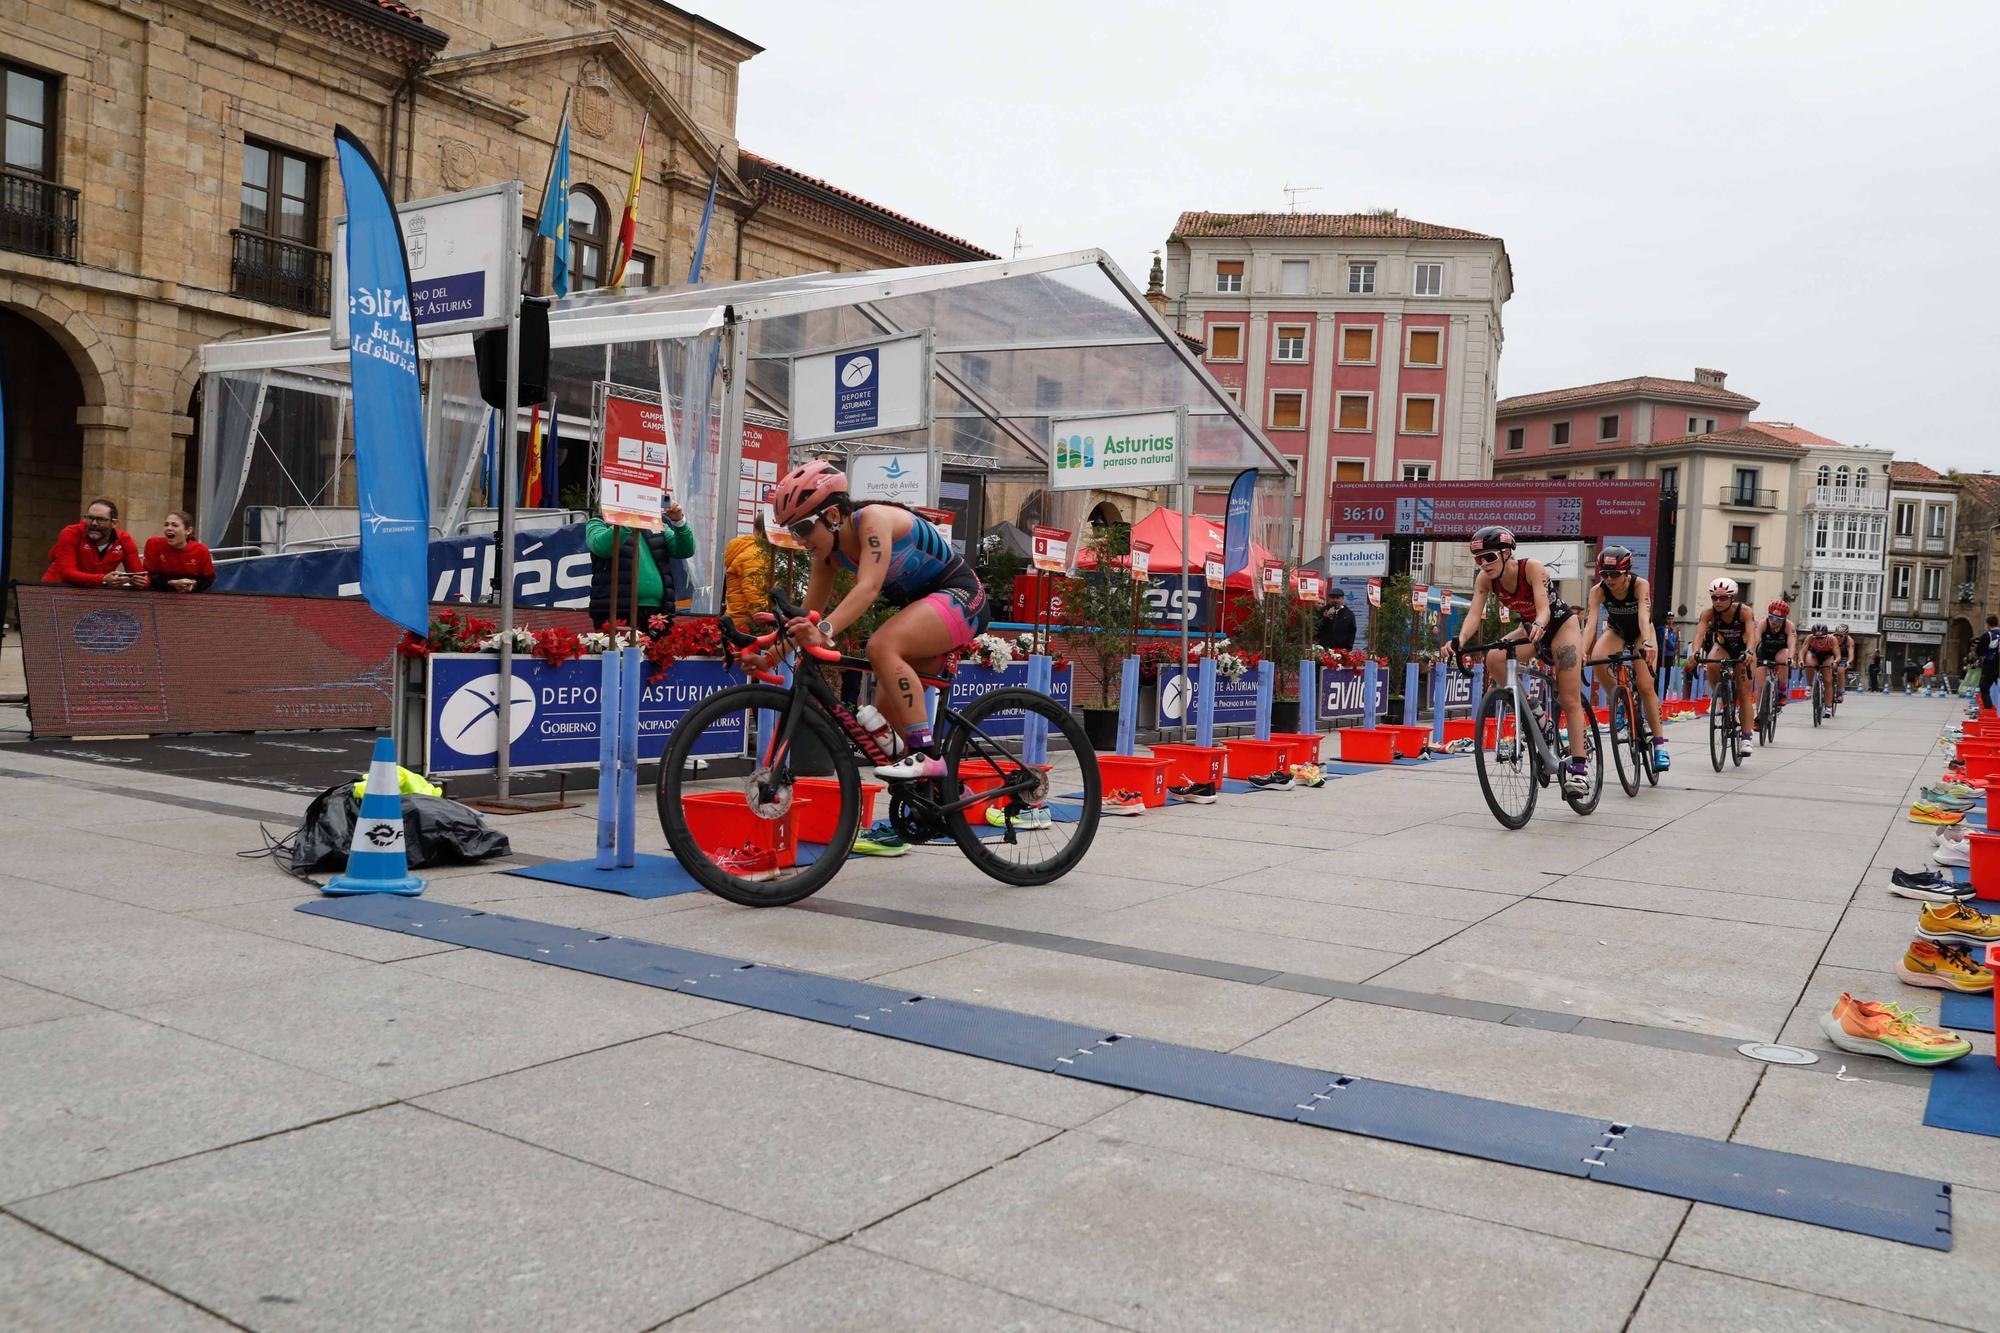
[[1505, 427, 1524, 452], [1412, 262, 1443, 296], [1923, 566, 1943, 602], [1221, 387, 1240, 405], [1548, 472, 1569, 481], [1835, 465, 1850, 490], [1658, 464, 1679, 496], [1207, 324, 1242, 361], [1598, 413, 1619, 440], [1855, 467, 1870, 491], [1269, 390, 1305, 430], [1927, 505, 1949, 539], [1279, 259, 1310, 294], [1215, 259, 1244, 293], [1401, 463, 1433, 482], [621, 250, 653, 287], [1335, 394, 1372, 431], [1550, 422, 1570, 447], [1273, 324, 1307, 362], [1034, 375, 1062, 409], [1895, 502, 1917, 537], [567, 186, 605, 290], [1597, 467, 1618, 480], [1339, 325, 1376, 363], [1405, 328, 1442, 367], [1816, 465, 1831, 487], [1728, 524, 1755, 565], [1892, 564, 1913, 599], [1966, 555, 1980, 585], [1348, 262, 1375, 294], [1334, 460, 1367, 484], [4, 61, 57, 179], [1731, 467, 1760, 504], [241, 140, 319, 243], [1687, 416, 1716, 433], [1401, 395, 1438, 433]]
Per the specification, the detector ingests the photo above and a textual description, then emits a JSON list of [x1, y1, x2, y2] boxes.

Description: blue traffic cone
[[323, 736, 425, 896]]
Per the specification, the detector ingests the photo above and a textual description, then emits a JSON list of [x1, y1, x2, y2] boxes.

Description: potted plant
[[1226, 568, 1313, 730], [1369, 574, 1429, 719], [1061, 525, 1142, 749]]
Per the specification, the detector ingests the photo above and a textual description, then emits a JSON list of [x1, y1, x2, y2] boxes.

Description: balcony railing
[[1719, 486, 1779, 510], [230, 229, 330, 315], [1923, 535, 1949, 554], [1806, 549, 1886, 571], [1726, 542, 1758, 566], [0, 169, 79, 261], [1806, 486, 1888, 511]]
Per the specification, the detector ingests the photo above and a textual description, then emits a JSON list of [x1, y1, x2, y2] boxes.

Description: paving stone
[[0, 976, 93, 1031], [1627, 1261, 1950, 1331], [0, 911, 354, 1009], [0, 1215, 229, 1331]]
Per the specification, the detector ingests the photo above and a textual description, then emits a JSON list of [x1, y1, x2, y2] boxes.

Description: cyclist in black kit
[[1754, 599, 1796, 717], [1695, 576, 1756, 761], [1580, 545, 1668, 770]]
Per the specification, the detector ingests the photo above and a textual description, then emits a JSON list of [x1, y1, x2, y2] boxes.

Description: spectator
[[722, 510, 773, 625], [1316, 589, 1356, 651], [586, 492, 694, 631], [143, 510, 215, 593], [1922, 658, 1938, 696], [1978, 615, 2000, 711], [1867, 653, 1882, 693], [43, 498, 144, 588]]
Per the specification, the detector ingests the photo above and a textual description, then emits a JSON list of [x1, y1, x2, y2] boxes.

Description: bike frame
[[1496, 655, 1565, 779]]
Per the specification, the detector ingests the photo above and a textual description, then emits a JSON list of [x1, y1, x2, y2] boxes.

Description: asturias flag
[[1222, 467, 1257, 579], [333, 125, 430, 636], [537, 113, 574, 297]]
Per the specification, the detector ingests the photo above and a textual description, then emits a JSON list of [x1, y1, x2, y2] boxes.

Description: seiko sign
[[1881, 616, 1947, 635]]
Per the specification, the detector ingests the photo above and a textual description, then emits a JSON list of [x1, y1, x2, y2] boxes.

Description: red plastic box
[[1098, 753, 1172, 807], [1223, 738, 1296, 779], [1337, 729, 1396, 763], [1148, 743, 1226, 791], [1268, 731, 1326, 768], [682, 791, 796, 867], [1377, 724, 1429, 758], [790, 777, 882, 846]]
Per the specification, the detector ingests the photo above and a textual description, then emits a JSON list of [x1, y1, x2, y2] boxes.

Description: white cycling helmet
[[1709, 577, 1739, 598]]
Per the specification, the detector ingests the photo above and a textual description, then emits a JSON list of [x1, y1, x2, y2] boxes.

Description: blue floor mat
[[1940, 992, 1994, 1033], [1925, 1058, 2000, 1139], [504, 854, 704, 899]]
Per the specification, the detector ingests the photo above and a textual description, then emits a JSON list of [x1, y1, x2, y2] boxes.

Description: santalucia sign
[[1049, 409, 1184, 491]]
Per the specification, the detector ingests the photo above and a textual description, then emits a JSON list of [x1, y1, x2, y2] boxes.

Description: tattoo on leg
[[1556, 644, 1578, 671]]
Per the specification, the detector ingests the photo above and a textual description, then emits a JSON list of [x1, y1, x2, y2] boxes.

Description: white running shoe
[[1935, 840, 1972, 869]]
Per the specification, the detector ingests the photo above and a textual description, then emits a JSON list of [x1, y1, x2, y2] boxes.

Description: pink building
[[1158, 210, 1512, 566], [1497, 369, 1757, 460]]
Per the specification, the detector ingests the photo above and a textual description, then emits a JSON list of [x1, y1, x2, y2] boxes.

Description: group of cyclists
[[1444, 525, 1856, 794]]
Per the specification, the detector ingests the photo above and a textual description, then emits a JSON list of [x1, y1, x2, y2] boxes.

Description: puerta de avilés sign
[[331, 181, 517, 349], [1049, 408, 1185, 492]]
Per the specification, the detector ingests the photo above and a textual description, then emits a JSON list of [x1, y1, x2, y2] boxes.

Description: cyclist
[[1444, 526, 1593, 796], [1580, 545, 1668, 771], [1695, 576, 1756, 761], [1833, 624, 1855, 702], [1804, 622, 1841, 707], [1754, 599, 1796, 719], [766, 460, 990, 781]]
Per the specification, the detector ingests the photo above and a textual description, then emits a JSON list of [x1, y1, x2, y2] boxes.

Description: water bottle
[[854, 705, 903, 757]]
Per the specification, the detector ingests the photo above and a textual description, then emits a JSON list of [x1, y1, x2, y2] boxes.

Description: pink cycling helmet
[[771, 460, 848, 526]]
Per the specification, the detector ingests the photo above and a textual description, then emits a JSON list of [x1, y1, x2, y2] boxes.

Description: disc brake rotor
[[743, 767, 793, 820]]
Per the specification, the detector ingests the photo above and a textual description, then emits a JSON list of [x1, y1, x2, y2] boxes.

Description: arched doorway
[[1087, 499, 1126, 528], [1, 306, 87, 613]]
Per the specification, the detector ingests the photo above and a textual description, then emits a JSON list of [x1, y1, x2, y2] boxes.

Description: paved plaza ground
[[2, 689, 1997, 1330]]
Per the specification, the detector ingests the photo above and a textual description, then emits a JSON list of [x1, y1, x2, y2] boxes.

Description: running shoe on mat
[[713, 842, 779, 883], [1819, 993, 1971, 1066], [1169, 782, 1218, 805], [1919, 788, 1977, 811], [1910, 802, 1965, 826], [1101, 789, 1147, 816], [1890, 868, 1976, 903], [1937, 823, 1971, 845], [1247, 769, 1295, 792], [1918, 900, 2000, 946], [851, 822, 910, 857], [1290, 763, 1327, 787], [1935, 839, 1972, 869], [984, 803, 1052, 831], [1899, 940, 1995, 994], [1932, 780, 1980, 800]]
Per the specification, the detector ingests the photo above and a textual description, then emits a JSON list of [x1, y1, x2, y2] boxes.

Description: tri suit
[[833, 504, 991, 650], [1493, 563, 1574, 663], [1755, 618, 1791, 667]]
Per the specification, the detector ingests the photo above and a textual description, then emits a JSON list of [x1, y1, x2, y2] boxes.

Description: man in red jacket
[[43, 498, 145, 588]]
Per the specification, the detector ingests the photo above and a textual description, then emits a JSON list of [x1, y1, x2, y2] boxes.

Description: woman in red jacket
[[144, 511, 216, 593]]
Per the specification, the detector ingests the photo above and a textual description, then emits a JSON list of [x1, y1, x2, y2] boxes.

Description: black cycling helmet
[[1469, 526, 1517, 556], [1812, 622, 1830, 635], [1595, 545, 1634, 580]]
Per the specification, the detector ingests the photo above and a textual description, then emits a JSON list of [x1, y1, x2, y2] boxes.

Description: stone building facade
[[0, 0, 992, 591]]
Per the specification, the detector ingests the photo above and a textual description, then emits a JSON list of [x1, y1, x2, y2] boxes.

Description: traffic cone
[[323, 736, 425, 896]]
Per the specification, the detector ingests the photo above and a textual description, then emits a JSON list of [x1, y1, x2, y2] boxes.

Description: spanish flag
[[607, 114, 647, 287], [523, 404, 544, 508]]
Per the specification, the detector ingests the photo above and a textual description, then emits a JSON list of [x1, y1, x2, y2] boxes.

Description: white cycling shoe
[[873, 751, 949, 782]]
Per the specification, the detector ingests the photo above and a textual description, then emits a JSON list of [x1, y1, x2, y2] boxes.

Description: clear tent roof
[[199, 248, 1290, 479]]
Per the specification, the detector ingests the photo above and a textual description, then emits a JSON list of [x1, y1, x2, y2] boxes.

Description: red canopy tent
[[1075, 508, 1274, 590]]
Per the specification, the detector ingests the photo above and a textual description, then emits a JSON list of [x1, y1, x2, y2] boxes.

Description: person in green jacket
[[586, 494, 695, 630]]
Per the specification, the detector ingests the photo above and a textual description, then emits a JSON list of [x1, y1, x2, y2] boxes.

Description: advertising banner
[[1031, 525, 1071, 573], [946, 662, 1074, 738], [1158, 666, 1257, 725], [1011, 573, 1217, 632], [1328, 479, 1659, 540], [214, 523, 591, 608], [790, 332, 928, 444], [331, 182, 515, 347], [599, 391, 669, 529], [1517, 542, 1586, 581], [1324, 541, 1389, 577], [737, 421, 788, 536], [1223, 468, 1257, 578], [850, 451, 931, 505], [426, 653, 744, 775], [1319, 667, 1389, 722], [1048, 408, 1184, 492]]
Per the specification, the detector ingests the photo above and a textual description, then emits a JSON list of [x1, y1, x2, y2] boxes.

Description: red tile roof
[[739, 152, 998, 260], [1646, 426, 1806, 454], [1891, 460, 1942, 483], [1748, 421, 1850, 449], [1171, 211, 1496, 241], [1499, 375, 1760, 415], [1959, 473, 2000, 512]]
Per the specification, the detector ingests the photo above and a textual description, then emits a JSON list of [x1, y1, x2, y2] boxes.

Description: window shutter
[[1407, 330, 1440, 365], [1338, 396, 1370, 430], [1403, 398, 1435, 433]]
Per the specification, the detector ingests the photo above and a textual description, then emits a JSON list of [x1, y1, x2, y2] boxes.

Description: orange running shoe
[[1918, 900, 2000, 946], [1820, 993, 1970, 1065]]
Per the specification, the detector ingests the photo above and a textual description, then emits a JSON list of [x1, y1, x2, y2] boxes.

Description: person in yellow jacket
[[723, 511, 774, 624]]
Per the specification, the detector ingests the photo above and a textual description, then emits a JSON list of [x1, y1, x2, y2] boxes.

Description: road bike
[[1458, 639, 1603, 829], [1757, 664, 1784, 746], [656, 592, 1100, 906], [1593, 649, 1658, 797], [1709, 653, 1751, 771], [1811, 670, 1826, 728]]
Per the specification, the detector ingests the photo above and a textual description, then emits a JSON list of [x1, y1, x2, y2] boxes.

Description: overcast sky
[[703, 1, 1998, 472]]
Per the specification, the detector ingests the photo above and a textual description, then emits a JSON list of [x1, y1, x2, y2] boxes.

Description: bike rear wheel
[[657, 683, 860, 907], [1611, 682, 1640, 797], [944, 687, 1101, 885], [1474, 686, 1537, 829], [1812, 676, 1825, 727], [1563, 710, 1604, 815], [1709, 686, 1730, 771], [1759, 676, 1778, 746]]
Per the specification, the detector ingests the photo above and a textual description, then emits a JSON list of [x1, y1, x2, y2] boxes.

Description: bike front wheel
[[657, 683, 860, 907], [1812, 678, 1825, 727], [943, 687, 1101, 886], [1610, 684, 1640, 798], [1474, 686, 1537, 830], [1709, 689, 1729, 771], [1563, 711, 1604, 815]]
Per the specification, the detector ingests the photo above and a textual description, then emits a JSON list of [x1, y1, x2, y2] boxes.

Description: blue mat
[[296, 895, 1957, 1250], [505, 853, 704, 899], [1940, 992, 1994, 1033], [1925, 1059, 2000, 1140]]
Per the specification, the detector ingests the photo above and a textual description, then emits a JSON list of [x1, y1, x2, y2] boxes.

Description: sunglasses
[[786, 517, 820, 541], [1472, 550, 1503, 566]]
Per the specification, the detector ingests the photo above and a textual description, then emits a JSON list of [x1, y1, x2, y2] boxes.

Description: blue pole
[[1023, 654, 1052, 766], [1297, 658, 1318, 735], [1196, 655, 1217, 749], [595, 651, 620, 870], [1402, 661, 1420, 726], [1471, 663, 1486, 708], [1362, 658, 1380, 730], [1430, 657, 1447, 744], [618, 646, 640, 868], [1253, 659, 1274, 741], [1116, 655, 1139, 756]]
